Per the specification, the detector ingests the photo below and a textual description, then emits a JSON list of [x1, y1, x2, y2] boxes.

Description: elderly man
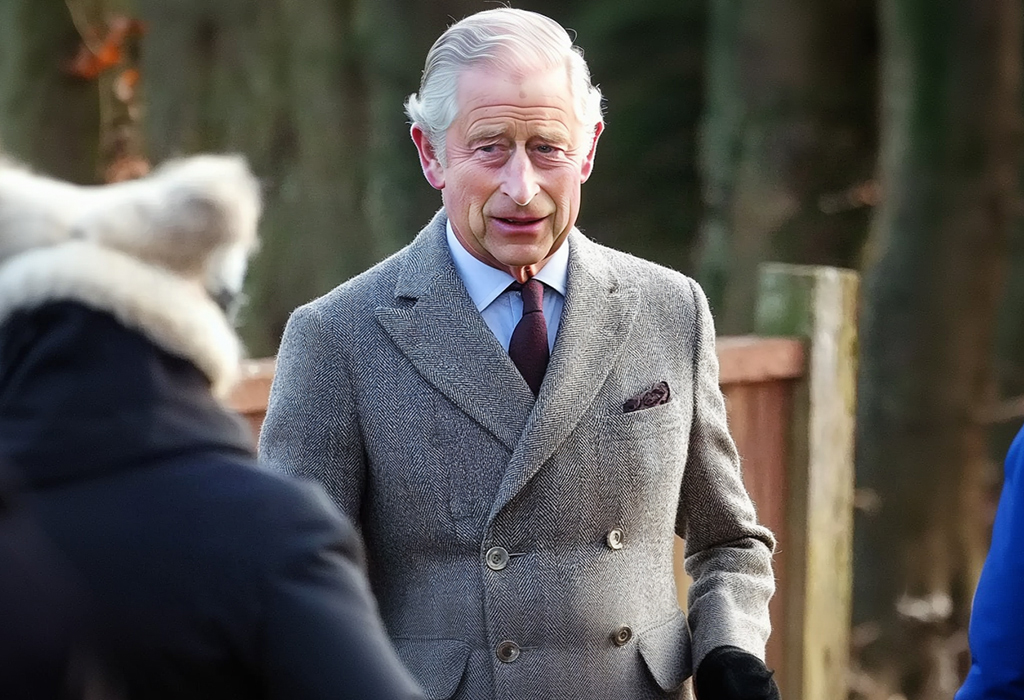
[[261, 8, 779, 700]]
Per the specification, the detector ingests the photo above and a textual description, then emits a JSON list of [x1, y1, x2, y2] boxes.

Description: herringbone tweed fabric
[[259, 210, 776, 700]]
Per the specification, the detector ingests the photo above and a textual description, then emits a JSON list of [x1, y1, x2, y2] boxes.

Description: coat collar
[[375, 209, 640, 515], [0, 242, 243, 397], [375, 210, 535, 453], [0, 302, 254, 489], [490, 226, 640, 521]]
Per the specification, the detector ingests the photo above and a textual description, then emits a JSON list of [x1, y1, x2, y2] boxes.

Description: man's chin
[[492, 248, 551, 271], [490, 236, 568, 265]]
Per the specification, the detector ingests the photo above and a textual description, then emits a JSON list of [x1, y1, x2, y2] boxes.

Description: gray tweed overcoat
[[259, 210, 776, 700]]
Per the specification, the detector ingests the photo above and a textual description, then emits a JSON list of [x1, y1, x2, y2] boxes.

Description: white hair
[[405, 8, 604, 164]]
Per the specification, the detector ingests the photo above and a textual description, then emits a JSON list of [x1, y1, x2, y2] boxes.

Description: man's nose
[[501, 150, 540, 207]]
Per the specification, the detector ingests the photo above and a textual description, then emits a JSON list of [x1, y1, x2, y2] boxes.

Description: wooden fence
[[712, 336, 805, 677], [226, 263, 858, 700]]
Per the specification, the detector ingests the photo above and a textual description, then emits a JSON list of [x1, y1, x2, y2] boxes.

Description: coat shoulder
[[577, 235, 707, 321]]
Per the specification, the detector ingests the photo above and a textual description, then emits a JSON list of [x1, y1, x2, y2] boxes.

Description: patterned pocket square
[[623, 381, 671, 413]]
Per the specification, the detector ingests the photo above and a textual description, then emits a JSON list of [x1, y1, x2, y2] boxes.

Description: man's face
[[412, 63, 602, 281]]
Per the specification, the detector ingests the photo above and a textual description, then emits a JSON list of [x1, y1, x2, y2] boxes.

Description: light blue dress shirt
[[446, 221, 567, 352]]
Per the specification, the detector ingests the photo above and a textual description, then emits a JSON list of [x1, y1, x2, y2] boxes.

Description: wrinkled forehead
[[452, 61, 579, 127]]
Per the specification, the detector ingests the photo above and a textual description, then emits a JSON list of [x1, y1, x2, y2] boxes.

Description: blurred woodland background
[[1, 1, 1023, 699]]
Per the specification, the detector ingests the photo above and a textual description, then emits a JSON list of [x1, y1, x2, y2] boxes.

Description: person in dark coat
[[0, 156, 424, 700]]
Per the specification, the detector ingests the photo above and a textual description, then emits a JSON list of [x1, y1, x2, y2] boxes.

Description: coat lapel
[[375, 211, 534, 453], [488, 231, 640, 522]]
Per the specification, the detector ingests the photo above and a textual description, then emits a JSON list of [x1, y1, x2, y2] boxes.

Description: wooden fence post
[[754, 263, 859, 700]]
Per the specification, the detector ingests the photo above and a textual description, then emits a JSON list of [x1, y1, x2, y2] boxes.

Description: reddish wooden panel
[[226, 358, 274, 440], [723, 380, 794, 674], [227, 358, 275, 414], [718, 336, 804, 384]]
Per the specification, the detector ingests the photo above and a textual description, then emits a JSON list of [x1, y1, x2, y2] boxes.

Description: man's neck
[[450, 225, 556, 282], [445, 220, 570, 313]]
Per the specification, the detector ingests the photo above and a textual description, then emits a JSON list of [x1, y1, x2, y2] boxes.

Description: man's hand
[[694, 646, 781, 700]]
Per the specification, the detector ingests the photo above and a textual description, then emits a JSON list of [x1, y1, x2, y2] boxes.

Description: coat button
[[485, 546, 510, 571], [496, 640, 521, 663], [605, 528, 624, 550], [612, 625, 633, 646]]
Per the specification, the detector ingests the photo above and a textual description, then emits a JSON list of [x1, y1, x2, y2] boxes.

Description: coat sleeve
[[259, 301, 367, 522], [677, 279, 777, 671], [260, 482, 424, 700], [956, 426, 1024, 700]]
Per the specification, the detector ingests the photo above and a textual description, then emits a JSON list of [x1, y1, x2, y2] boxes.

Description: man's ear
[[411, 124, 445, 190], [580, 121, 604, 183]]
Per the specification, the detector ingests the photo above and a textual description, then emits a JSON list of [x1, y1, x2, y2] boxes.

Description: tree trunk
[[991, 224, 1024, 466], [697, 0, 877, 333], [990, 21, 1024, 463], [853, 0, 1021, 697], [0, 0, 100, 183], [559, 0, 707, 273], [137, 0, 378, 355]]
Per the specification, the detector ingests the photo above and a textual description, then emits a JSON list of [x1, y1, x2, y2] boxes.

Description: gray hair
[[405, 8, 604, 164]]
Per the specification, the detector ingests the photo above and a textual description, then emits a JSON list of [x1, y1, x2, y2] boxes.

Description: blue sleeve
[[957, 426, 1024, 700]]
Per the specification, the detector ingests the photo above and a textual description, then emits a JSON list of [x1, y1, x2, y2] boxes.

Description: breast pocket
[[598, 401, 689, 522]]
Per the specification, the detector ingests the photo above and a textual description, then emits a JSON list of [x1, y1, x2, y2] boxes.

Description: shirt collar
[[446, 220, 569, 312]]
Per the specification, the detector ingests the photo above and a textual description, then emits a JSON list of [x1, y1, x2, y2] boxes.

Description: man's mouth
[[494, 216, 544, 225]]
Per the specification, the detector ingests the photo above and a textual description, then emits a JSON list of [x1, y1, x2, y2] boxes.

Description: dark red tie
[[509, 278, 549, 396]]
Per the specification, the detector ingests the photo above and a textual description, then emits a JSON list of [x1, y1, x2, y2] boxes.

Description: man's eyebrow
[[532, 126, 572, 144], [466, 125, 510, 143]]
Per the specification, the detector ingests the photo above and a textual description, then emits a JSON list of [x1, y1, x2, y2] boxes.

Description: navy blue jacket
[[957, 424, 1024, 699], [0, 462, 95, 700], [0, 303, 424, 700]]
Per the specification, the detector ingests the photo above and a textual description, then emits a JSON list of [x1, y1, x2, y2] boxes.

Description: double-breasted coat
[[260, 210, 776, 700]]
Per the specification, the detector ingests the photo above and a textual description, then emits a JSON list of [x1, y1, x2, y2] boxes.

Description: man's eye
[[478, 145, 499, 153], [535, 144, 565, 156]]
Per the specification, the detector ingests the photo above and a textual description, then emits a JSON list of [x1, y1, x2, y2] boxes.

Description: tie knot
[[511, 278, 545, 313]]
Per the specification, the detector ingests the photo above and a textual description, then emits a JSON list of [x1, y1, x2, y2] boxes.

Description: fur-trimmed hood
[[0, 155, 261, 395]]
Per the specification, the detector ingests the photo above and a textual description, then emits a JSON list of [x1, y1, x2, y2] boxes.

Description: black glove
[[694, 645, 781, 700]]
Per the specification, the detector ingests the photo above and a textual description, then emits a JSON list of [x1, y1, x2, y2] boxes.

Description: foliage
[[0, 0, 99, 182]]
